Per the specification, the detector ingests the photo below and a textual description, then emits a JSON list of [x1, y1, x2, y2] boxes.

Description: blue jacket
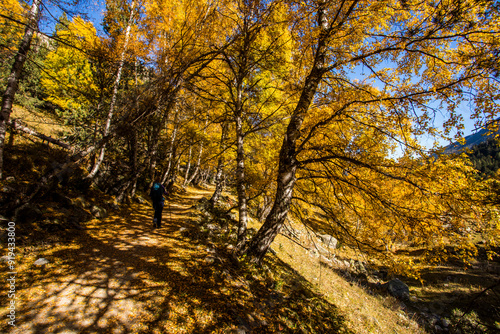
[[150, 182, 167, 204]]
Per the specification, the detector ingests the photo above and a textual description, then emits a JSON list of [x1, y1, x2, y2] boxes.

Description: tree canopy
[[1, 0, 500, 269]]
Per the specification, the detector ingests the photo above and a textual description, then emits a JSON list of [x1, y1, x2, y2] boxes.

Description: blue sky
[[348, 58, 483, 151], [40, 0, 106, 35]]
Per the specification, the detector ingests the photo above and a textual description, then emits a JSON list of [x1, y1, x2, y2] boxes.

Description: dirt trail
[[0, 187, 229, 334]]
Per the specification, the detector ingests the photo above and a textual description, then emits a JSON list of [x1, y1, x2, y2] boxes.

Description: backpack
[[150, 182, 164, 202]]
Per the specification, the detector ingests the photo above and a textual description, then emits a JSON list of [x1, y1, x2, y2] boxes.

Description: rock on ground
[[384, 278, 410, 300], [34, 258, 49, 266]]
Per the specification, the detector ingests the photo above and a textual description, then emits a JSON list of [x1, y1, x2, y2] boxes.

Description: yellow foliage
[[0, 0, 26, 50], [41, 17, 100, 111]]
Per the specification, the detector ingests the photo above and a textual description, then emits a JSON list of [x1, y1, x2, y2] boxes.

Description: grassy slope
[[10, 105, 67, 138], [271, 237, 423, 333], [245, 219, 426, 334]]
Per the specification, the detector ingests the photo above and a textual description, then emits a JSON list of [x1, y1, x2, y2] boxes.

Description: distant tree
[[1, 0, 47, 109], [41, 16, 100, 117], [468, 139, 500, 177], [0, 0, 26, 73]]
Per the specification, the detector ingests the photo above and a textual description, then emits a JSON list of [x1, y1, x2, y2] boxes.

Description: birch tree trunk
[[148, 118, 161, 178], [234, 111, 248, 252], [186, 118, 207, 185], [86, 0, 136, 179], [210, 159, 225, 206], [162, 111, 179, 184], [210, 123, 228, 206], [186, 142, 203, 185], [129, 127, 139, 198], [244, 4, 330, 263], [129, 59, 140, 198], [183, 145, 192, 185], [165, 149, 181, 192], [257, 195, 273, 222], [0, 0, 42, 179]]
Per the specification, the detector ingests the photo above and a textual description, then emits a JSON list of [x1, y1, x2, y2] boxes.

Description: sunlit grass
[[11, 105, 67, 140], [266, 229, 427, 334]]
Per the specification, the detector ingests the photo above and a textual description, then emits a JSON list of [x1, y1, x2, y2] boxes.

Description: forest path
[[1, 187, 239, 334]]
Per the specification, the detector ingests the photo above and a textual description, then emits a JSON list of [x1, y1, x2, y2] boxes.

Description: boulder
[[320, 255, 331, 263], [196, 197, 210, 210], [134, 195, 148, 204], [355, 260, 368, 275], [384, 278, 410, 300], [235, 325, 249, 334], [331, 258, 343, 266], [204, 255, 218, 264], [206, 224, 220, 231], [73, 197, 89, 209], [318, 234, 338, 248], [34, 258, 49, 266], [109, 201, 120, 210], [228, 212, 238, 221], [316, 244, 328, 255], [309, 249, 319, 257], [90, 205, 107, 218]]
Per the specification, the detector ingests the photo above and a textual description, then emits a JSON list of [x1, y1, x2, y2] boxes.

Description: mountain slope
[[444, 124, 499, 154]]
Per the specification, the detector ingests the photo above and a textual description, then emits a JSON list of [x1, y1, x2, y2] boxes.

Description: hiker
[[149, 176, 167, 228]]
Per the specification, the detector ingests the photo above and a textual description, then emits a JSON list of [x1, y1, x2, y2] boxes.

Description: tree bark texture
[[244, 4, 330, 263], [87, 0, 136, 179], [235, 113, 248, 252], [128, 127, 139, 199], [162, 111, 179, 184], [186, 142, 203, 185], [210, 160, 225, 205], [183, 145, 193, 185], [210, 123, 228, 205], [0, 0, 42, 179]]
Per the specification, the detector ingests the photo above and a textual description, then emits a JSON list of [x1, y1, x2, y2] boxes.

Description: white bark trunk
[[0, 0, 42, 179], [87, 0, 136, 179]]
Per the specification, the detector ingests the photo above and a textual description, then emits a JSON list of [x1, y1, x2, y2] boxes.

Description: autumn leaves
[[1, 0, 499, 265]]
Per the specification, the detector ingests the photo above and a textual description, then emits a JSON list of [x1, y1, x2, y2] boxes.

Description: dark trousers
[[153, 201, 163, 228]]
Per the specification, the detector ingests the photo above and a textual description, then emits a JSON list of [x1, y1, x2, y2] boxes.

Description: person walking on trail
[[149, 176, 167, 229]]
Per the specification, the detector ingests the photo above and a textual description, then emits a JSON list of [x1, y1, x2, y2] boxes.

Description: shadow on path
[[0, 188, 349, 334]]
